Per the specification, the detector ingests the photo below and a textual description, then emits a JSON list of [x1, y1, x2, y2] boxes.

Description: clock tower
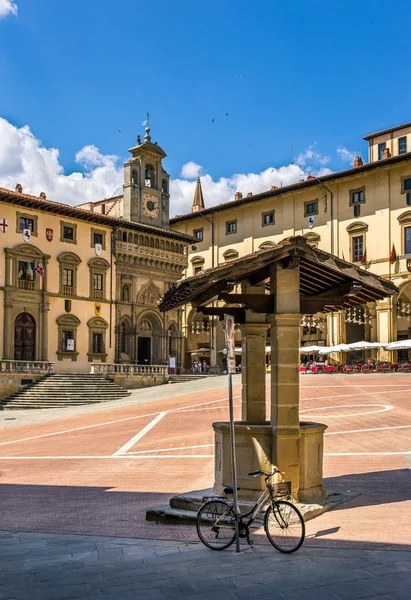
[[123, 127, 170, 228]]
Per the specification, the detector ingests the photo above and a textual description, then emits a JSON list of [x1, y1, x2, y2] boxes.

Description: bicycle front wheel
[[196, 499, 236, 550], [264, 500, 305, 553]]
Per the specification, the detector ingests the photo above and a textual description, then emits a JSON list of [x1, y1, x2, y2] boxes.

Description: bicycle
[[196, 468, 305, 553]]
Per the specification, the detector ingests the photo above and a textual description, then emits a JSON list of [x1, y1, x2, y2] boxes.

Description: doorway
[[14, 312, 36, 361], [138, 337, 151, 364]]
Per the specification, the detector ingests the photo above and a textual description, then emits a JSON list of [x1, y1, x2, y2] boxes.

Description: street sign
[[224, 314, 236, 374]]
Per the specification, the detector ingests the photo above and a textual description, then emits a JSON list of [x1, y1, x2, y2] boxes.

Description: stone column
[[3, 296, 13, 359], [367, 302, 377, 360], [269, 262, 301, 498], [241, 322, 269, 424]]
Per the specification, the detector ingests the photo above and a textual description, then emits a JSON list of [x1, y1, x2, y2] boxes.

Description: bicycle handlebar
[[248, 467, 284, 478]]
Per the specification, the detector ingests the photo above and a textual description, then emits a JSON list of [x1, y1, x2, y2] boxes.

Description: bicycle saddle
[[223, 486, 241, 494]]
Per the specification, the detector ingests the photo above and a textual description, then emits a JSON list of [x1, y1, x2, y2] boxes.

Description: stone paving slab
[[1, 530, 410, 600]]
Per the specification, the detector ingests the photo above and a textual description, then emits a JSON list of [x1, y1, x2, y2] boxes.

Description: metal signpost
[[224, 314, 240, 553]]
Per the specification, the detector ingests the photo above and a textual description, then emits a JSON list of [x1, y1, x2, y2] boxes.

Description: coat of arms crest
[[46, 228, 53, 241]]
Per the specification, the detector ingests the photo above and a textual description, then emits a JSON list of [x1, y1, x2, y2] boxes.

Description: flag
[[406, 259, 411, 273], [35, 262, 45, 277], [26, 261, 35, 281], [342, 251, 346, 261], [360, 249, 367, 263], [389, 244, 397, 264], [142, 119, 148, 126]]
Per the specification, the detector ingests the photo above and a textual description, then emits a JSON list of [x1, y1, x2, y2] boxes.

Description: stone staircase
[[1, 373, 131, 410]]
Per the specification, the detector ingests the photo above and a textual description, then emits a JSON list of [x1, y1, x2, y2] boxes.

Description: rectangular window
[[304, 201, 318, 217], [352, 235, 364, 262], [93, 232, 103, 245], [378, 142, 386, 160], [63, 268, 73, 287], [399, 137, 407, 155], [262, 211, 275, 226], [62, 331, 74, 352], [194, 266, 202, 274], [194, 228, 203, 241], [18, 260, 36, 281], [226, 220, 237, 234], [20, 217, 34, 232], [405, 226, 411, 255], [63, 226, 74, 241], [92, 333, 103, 354], [404, 178, 411, 192], [350, 188, 365, 205], [93, 273, 103, 291]]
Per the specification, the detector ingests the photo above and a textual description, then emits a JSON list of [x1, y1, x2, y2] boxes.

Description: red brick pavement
[[0, 374, 410, 549]]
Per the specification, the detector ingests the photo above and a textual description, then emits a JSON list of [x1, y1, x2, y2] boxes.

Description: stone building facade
[[0, 129, 191, 373], [170, 120, 411, 369]]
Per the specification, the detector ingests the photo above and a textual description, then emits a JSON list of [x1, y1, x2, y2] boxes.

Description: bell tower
[[123, 125, 170, 228]]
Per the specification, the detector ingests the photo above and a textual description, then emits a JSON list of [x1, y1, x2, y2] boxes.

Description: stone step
[[2, 372, 132, 409], [146, 490, 357, 526]]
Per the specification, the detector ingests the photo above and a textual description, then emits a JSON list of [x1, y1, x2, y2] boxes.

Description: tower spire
[[192, 176, 205, 213]]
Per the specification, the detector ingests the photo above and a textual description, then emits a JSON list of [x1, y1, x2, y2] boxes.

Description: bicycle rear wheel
[[264, 500, 305, 553], [196, 499, 236, 550]]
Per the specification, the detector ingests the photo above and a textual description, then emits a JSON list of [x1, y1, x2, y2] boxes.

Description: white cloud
[[337, 146, 360, 163], [0, 116, 334, 217], [180, 161, 201, 179], [170, 162, 332, 217], [295, 144, 330, 167], [0, 0, 18, 18]]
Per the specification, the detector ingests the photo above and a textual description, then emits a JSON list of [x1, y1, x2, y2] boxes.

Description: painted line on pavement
[[113, 412, 167, 455], [127, 443, 214, 454], [0, 455, 215, 459], [300, 390, 409, 402], [301, 404, 394, 418], [0, 395, 239, 448], [325, 451, 411, 456], [325, 424, 411, 436]]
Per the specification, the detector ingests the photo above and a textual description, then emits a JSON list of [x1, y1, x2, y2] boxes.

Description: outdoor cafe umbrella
[[385, 339, 411, 350], [299, 345, 324, 353]]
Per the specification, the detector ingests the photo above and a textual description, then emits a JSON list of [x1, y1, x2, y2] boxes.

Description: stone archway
[[137, 312, 163, 365], [14, 312, 36, 361]]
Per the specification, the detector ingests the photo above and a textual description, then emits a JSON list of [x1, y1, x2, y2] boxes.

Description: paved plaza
[[1, 374, 411, 598]]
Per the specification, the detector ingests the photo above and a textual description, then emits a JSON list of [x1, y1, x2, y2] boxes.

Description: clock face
[[142, 194, 159, 218]]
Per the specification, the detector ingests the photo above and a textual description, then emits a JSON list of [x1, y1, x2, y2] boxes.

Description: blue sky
[[1, 0, 411, 214]]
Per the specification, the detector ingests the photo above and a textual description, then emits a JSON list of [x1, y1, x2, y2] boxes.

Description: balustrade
[[90, 363, 168, 376], [0, 360, 54, 374]]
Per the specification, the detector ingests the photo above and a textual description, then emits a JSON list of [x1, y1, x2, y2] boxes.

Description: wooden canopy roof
[[159, 236, 398, 317]]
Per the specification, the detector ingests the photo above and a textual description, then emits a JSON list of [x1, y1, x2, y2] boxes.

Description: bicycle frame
[[213, 485, 276, 530]]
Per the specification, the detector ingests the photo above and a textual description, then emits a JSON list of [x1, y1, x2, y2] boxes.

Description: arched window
[[162, 179, 168, 193], [132, 169, 139, 185], [122, 231, 127, 242], [145, 165, 155, 188]]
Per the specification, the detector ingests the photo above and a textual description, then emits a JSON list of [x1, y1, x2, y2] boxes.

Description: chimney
[[382, 148, 391, 160], [234, 192, 243, 200], [15, 183, 22, 193], [353, 155, 364, 168], [39, 192, 47, 199], [307, 175, 315, 180], [271, 185, 278, 190], [247, 192, 252, 197]]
